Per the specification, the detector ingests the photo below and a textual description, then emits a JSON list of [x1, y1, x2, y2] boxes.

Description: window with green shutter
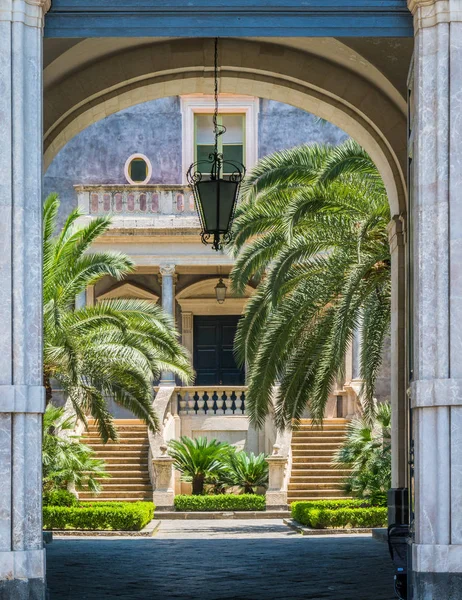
[[195, 113, 245, 174]]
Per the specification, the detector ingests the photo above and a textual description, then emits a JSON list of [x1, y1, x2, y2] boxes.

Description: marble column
[[0, 1, 48, 598], [408, 1, 462, 596], [159, 264, 176, 385]]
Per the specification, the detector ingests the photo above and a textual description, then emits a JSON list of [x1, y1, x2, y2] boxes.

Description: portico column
[[0, 1, 48, 598], [159, 264, 176, 385], [409, 0, 462, 596]]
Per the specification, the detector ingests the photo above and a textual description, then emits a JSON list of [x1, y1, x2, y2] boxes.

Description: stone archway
[[43, 38, 407, 217], [43, 37, 409, 492]]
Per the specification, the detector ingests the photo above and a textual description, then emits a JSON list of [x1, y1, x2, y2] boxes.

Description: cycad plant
[[225, 451, 269, 494], [168, 436, 231, 495], [42, 404, 108, 495], [43, 194, 193, 441], [230, 140, 390, 429], [332, 402, 391, 506]]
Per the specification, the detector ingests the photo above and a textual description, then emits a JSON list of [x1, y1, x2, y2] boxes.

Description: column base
[[413, 572, 462, 599], [153, 491, 175, 510], [265, 490, 288, 509], [0, 578, 47, 600]]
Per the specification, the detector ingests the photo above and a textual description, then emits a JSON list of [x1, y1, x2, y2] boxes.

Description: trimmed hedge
[[291, 499, 371, 522], [291, 500, 386, 529], [43, 489, 79, 507], [174, 494, 265, 512], [43, 502, 154, 531]]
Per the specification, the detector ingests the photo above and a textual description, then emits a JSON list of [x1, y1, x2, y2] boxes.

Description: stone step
[[79, 490, 152, 500], [287, 489, 346, 498], [101, 457, 149, 465], [291, 435, 346, 443], [292, 441, 343, 447], [290, 475, 347, 481], [83, 435, 149, 443], [288, 482, 345, 490], [98, 468, 150, 476], [297, 419, 348, 424], [83, 443, 149, 451], [95, 453, 149, 460], [290, 469, 351, 476], [96, 476, 151, 483], [96, 483, 152, 490], [80, 497, 152, 503], [292, 450, 338, 457]]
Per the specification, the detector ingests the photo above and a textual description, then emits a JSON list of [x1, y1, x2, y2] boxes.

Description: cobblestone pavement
[[46, 519, 395, 600]]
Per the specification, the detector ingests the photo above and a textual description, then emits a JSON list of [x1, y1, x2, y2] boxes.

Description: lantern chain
[[213, 37, 226, 157]]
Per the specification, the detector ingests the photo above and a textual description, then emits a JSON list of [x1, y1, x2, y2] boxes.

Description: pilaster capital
[[159, 264, 176, 278], [408, 0, 462, 30], [0, 0, 51, 27], [387, 213, 407, 252]]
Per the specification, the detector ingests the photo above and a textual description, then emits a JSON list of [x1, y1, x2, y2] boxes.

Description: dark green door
[[194, 316, 245, 386]]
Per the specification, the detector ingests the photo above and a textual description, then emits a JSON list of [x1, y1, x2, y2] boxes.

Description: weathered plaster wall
[[258, 99, 348, 157], [44, 97, 183, 224], [44, 96, 348, 224]]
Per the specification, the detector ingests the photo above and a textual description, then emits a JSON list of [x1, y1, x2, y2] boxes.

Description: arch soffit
[[176, 278, 254, 301], [97, 282, 159, 303], [44, 38, 407, 215]]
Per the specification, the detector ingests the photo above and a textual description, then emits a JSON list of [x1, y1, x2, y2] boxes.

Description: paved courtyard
[[46, 520, 395, 600]]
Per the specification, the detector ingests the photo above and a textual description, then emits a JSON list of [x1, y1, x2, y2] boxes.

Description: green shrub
[[291, 501, 386, 529], [291, 499, 371, 522], [174, 494, 265, 512], [43, 502, 154, 531], [43, 489, 79, 507]]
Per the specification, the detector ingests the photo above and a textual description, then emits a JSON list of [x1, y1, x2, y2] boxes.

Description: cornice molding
[[0, 0, 50, 26], [408, 0, 462, 29]]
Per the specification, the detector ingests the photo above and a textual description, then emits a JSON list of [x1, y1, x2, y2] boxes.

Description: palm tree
[[332, 402, 391, 506], [225, 451, 269, 494], [43, 194, 193, 442], [168, 436, 230, 495], [42, 404, 109, 495], [230, 140, 390, 429]]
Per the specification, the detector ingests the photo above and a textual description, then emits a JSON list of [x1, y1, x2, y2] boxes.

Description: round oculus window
[[124, 154, 152, 185]]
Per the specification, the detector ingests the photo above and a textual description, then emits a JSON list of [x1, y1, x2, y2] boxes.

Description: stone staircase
[[288, 418, 351, 504], [79, 419, 153, 502]]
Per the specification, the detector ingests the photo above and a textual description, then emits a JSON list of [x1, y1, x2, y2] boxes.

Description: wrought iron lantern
[[215, 278, 227, 304], [186, 38, 245, 251]]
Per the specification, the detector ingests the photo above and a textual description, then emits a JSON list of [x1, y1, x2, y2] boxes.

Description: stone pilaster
[[409, 0, 462, 595], [0, 1, 48, 598], [388, 215, 408, 490], [159, 264, 176, 385]]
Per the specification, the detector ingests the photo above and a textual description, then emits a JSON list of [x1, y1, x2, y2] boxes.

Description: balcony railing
[[75, 184, 198, 218], [176, 386, 247, 416]]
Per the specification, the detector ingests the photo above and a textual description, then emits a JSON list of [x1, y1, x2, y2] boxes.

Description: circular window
[[124, 154, 152, 185]]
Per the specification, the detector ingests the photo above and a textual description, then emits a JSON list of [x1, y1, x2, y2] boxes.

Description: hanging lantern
[[186, 38, 245, 251], [215, 278, 227, 304]]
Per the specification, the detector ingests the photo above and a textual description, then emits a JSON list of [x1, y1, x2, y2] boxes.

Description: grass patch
[[174, 494, 265, 512], [43, 501, 154, 531]]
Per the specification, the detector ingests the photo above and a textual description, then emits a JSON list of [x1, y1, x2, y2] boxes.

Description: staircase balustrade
[[176, 387, 247, 416]]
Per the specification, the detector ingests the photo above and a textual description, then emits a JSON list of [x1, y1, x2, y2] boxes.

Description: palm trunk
[[43, 372, 53, 404], [192, 474, 205, 495]]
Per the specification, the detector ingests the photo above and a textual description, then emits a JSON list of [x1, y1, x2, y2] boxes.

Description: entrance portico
[[1, 0, 461, 597]]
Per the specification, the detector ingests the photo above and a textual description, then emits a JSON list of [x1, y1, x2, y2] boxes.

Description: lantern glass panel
[[196, 179, 239, 232]]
